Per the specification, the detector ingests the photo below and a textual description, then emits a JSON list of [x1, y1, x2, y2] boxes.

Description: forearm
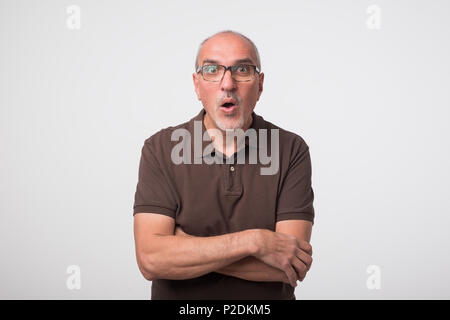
[[140, 229, 257, 281], [215, 256, 288, 283]]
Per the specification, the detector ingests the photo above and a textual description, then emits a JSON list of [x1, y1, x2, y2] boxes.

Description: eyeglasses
[[196, 64, 260, 82]]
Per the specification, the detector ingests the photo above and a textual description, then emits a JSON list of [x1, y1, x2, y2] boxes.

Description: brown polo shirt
[[133, 108, 315, 300]]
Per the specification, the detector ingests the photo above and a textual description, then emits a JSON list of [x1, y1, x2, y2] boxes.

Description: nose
[[220, 69, 237, 92]]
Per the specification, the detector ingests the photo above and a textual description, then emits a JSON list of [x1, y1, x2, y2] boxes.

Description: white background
[[1, 0, 449, 299]]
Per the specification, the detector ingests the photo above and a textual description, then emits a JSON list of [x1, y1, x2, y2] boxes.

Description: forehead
[[198, 34, 257, 65]]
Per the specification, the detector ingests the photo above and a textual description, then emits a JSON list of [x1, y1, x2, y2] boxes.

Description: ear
[[256, 72, 264, 101], [193, 73, 202, 101]]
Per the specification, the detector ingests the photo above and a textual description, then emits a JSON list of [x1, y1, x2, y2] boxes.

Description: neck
[[203, 111, 253, 157]]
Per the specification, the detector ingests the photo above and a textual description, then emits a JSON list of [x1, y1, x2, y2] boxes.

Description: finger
[[299, 272, 306, 282], [291, 258, 307, 281], [296, 248, 313, 271], [174, 227, 185, 236], [284, 265, 298, 288], [296, 240, 313, 256]]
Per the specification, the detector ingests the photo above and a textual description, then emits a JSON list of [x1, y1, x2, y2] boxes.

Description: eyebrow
[[202, 58, 255, 65]]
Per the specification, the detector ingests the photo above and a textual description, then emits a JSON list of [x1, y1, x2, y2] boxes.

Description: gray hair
[[194, 30, 261, 71]]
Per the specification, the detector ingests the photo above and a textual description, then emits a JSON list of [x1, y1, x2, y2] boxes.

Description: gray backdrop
[[1, 0, 449, 299]]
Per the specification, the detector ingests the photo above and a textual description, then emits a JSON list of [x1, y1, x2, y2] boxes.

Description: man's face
[[193, 34, 264, 131]]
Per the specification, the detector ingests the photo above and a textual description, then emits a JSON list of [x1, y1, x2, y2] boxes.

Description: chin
[[213, 112, 244, 131], [216, 118, 245, 131], [219, 124, 244, 131]]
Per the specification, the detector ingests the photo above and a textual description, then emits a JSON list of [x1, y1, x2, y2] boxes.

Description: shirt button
[[230, 166, 235, 172]]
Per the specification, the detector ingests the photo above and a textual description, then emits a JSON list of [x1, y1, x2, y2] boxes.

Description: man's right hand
[[251, 229, 313, 288]]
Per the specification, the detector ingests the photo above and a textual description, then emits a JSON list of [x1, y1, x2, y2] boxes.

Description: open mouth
[[222, 102, 235, 108], [220, 101, 237, 113]]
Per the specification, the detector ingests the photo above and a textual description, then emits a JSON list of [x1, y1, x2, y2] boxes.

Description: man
[[133, 30, 315, 300]]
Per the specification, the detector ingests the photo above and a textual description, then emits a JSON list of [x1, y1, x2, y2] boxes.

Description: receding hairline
[[194, 30, 261, 71]]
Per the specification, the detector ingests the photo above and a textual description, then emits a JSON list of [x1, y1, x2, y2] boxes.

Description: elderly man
[[133, 30, 315, 300]]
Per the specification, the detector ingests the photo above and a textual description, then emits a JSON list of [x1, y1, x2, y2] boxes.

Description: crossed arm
[[133, 213, 313, 287]]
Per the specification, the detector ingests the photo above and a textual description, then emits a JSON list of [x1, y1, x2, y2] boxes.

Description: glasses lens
[[201, 64, 256, 82], [231, 64, 254, 81], [202, 65, 224, 81]]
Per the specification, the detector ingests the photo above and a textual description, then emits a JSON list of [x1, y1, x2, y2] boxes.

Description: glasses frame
[[196, 64, 261, 82]]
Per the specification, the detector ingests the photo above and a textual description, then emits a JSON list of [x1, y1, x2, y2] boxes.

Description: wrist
[[244, 229, 262, 257]]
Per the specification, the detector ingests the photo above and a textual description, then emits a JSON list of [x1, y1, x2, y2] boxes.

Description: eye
[[235, 65, 250, 73], [203, 65, 219, 74]]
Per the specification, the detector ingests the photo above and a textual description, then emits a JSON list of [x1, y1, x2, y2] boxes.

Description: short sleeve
[[133, 137, 178, 218], [276, 137, 315, 225]]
